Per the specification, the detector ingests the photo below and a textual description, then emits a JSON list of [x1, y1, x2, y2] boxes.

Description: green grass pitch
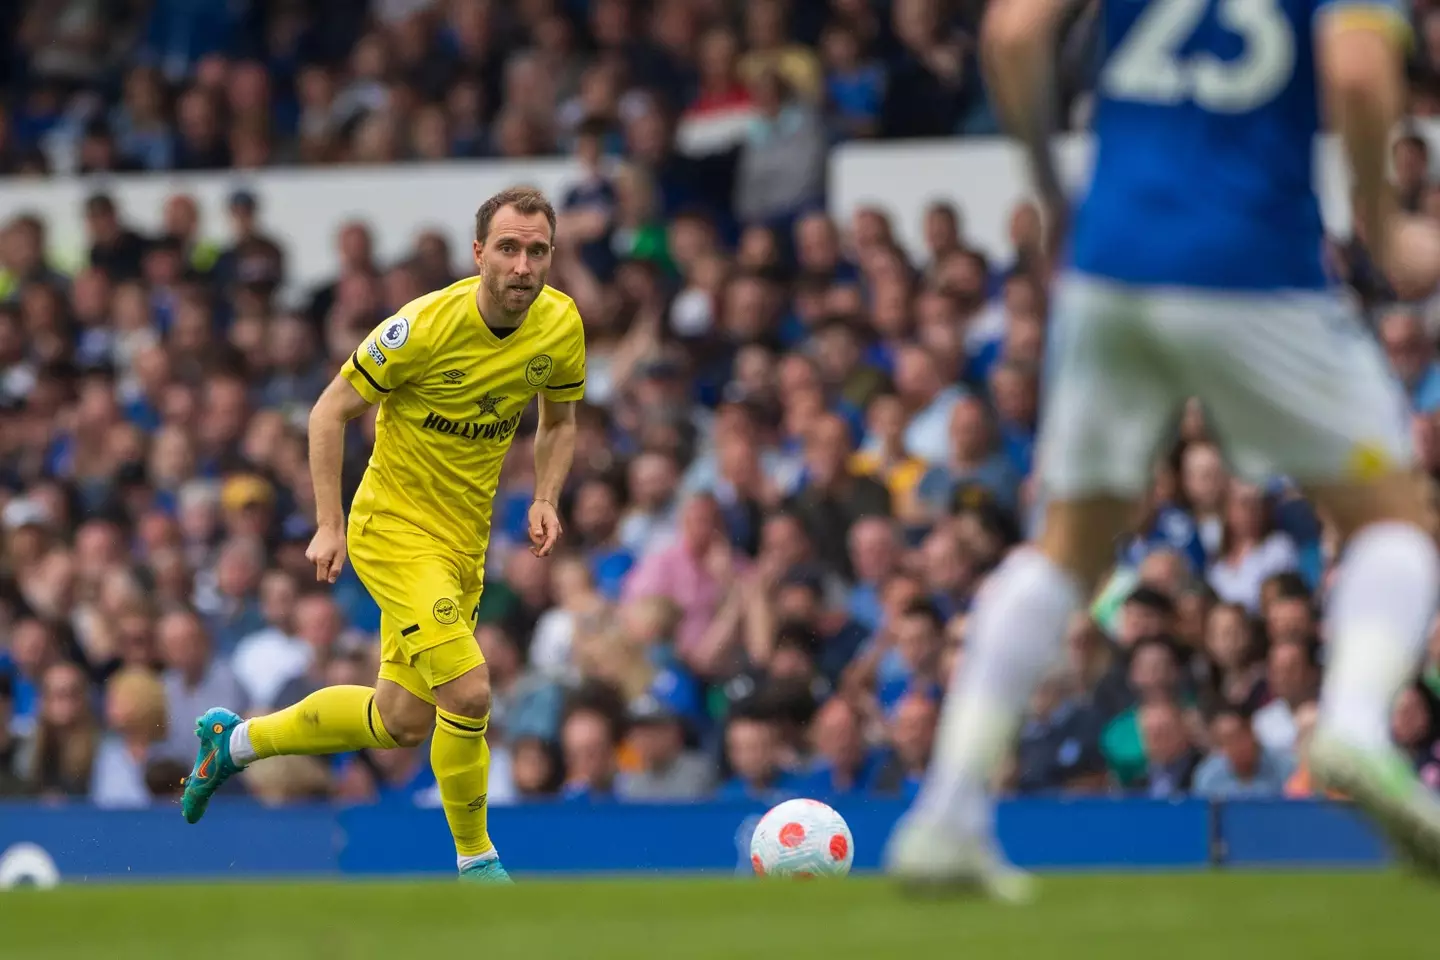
[[0, 871, 1433, 960]]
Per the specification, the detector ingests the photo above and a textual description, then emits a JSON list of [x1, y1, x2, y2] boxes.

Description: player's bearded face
[[477, 209, 552, 317]]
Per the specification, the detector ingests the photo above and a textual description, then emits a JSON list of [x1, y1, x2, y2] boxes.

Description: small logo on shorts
[[433, 598, 460, 624], [525, 354, 553, 387], [1345, 440, 1394, 481]]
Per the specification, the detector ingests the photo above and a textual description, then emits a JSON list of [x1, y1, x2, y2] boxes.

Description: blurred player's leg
[[887, 275, 1180, 898], [1176, 288, 1440, 872]]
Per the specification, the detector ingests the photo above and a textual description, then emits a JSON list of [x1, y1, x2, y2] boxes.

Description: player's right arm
[[305, 374, 372, 582], [306, 313, 428, 582], [1316, 0, 1419, 284]]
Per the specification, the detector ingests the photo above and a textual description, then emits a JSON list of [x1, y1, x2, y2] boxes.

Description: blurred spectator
[[560, 701, 621, 801], [1208, 481, 1300, 612], [158, 608, 246, 761], [1193, 708, 1295, 799], [1251, 638, 1320, 763], [91, 667, 168, 808], [0, 672, 24, 796], [1137, 700, 1202, 799], [616, 694, 713, 801]]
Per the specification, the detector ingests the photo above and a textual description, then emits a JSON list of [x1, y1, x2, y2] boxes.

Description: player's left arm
[[981, 0, 1087, 258], [530, 395, 577, 558], [529, 310, 586, 558]]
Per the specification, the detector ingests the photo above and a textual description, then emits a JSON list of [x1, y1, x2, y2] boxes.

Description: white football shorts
[[1036, 271, 1412, 500]]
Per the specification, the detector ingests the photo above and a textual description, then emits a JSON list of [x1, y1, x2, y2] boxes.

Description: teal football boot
[[459, 859, 514, 884], [180, 707, 244, 824]]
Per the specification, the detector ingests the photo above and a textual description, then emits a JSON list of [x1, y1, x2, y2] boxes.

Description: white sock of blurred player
[[1318, 522, 1439, 748]]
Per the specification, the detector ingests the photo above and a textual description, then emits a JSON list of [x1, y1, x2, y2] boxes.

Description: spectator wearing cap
[[616, 693, 714, 801], [91, 667, 168, 809], [1193, 707, 1294, 799], [157, 607, 246, 761], [0, 672, 25, 796]]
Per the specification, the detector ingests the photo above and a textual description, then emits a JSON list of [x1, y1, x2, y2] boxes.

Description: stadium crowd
[[2, 0, 1440, 813]]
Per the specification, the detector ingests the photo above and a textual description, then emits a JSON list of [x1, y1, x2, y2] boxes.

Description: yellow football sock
[[432, 707, 493, 858], [247, 685, 398, 759]]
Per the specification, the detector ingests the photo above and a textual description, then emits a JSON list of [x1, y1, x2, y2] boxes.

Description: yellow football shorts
[[347, 515, 486, 705]]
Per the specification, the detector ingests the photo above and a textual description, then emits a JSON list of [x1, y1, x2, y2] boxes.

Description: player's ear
[[472, 239, 483, 268]]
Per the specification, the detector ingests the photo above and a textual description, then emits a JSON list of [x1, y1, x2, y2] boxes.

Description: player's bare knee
[[435, 663, 492, 721], [373, 681, 435, 747], [1307, 474, 1435, 543], [1037, 496, 1138, 594]]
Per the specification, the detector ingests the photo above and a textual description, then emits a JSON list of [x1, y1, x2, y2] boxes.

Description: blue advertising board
[[0, 797, 1385, 884]]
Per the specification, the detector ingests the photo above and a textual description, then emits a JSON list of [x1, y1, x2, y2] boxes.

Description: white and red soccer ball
[[749, 798, 854, 879]]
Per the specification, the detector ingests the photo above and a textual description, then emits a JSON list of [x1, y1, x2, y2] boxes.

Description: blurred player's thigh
[[1036, 272, 1187, 502], [348, 517, 485, 705], [1167, 289, 1412, 485]]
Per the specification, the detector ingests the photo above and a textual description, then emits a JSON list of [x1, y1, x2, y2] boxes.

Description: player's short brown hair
[[474, 186, 557, 244]]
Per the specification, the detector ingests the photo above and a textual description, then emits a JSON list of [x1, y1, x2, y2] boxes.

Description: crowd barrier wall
[[0, 798, 1389, 885]]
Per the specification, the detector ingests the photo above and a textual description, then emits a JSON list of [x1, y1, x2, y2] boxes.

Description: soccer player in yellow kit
[[180, 187, 583, 883]]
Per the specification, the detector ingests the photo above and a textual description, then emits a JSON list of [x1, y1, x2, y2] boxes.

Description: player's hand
[[1382, 216, 1440, 301], [529, 498, 562, 557], [306, 525, 347, 584]]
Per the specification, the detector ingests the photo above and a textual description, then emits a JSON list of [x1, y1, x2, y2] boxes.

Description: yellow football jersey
[[341, 276, 586, 556]]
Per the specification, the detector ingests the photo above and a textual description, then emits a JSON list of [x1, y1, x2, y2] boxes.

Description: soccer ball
[[749, 798, 854, 879]]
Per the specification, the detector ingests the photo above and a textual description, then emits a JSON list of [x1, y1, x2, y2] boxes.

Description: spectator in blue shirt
[[1015, 672, 1109, 794], [569, 477, 636, 601], [716, 702, 802, 802], [915, 395, 1022, 519], [795, 697, 883, 797], [872, 692, 938, 796], [874, 600, 947, 713], [820, 23, 886, 140], [559, 703, 620, 802], [1137, 700, 1202, 799], [1193, 707, 1294, 799]]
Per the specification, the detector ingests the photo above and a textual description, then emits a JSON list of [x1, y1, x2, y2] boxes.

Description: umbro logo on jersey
[[441, 370, 465, 383]]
